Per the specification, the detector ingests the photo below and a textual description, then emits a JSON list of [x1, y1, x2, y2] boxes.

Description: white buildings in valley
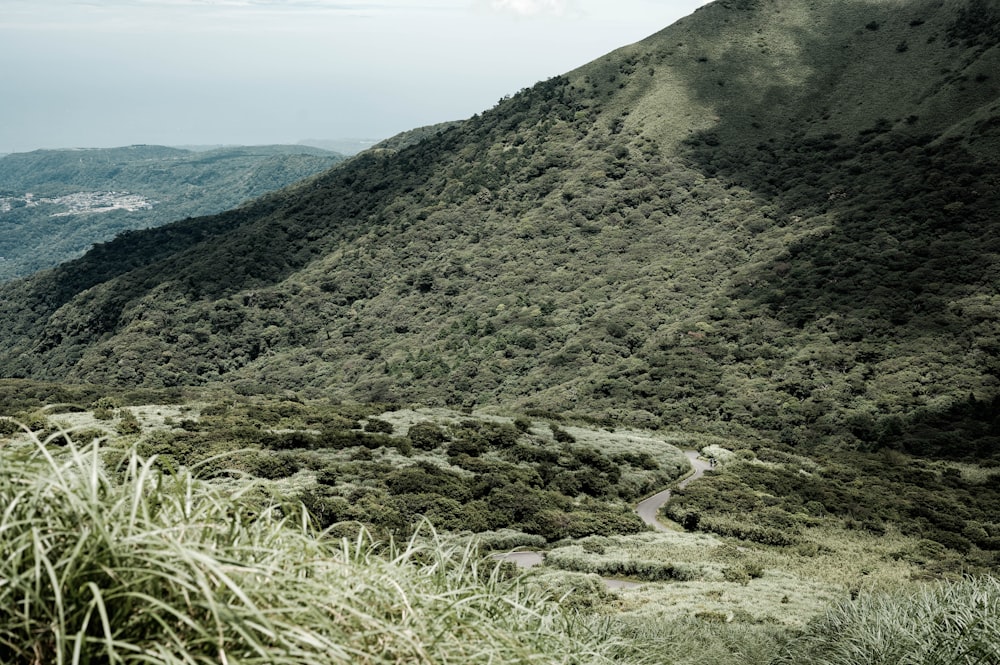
[[0, 191, 153, 216]]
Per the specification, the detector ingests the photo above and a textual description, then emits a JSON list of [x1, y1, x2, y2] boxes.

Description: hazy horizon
[[1, 0, 711, 154]]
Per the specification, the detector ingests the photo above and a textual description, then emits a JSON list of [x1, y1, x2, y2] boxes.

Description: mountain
[[0, 0, 998, 457], [0, 144, 345, 279]]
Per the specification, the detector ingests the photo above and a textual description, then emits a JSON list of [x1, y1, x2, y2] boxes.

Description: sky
[[0, 0, 712, 152]]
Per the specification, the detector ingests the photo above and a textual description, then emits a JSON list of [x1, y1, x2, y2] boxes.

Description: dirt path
[[635, 450, 711, 532]]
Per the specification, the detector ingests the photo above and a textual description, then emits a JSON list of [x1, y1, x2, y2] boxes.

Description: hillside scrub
[[0, 431, 610, 665], [131, 403, 681, 541], [0, 0, 998, 660], [664, 448, 1000, 569], [0, 1, 996, 461], [4, 401, 1000, 663], [5, 388, 998, 572]]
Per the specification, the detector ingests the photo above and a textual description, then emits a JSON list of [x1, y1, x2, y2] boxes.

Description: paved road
[[635, 450, 711, 532], [493, 450, 712, 586], [492, 551, 544, 568]]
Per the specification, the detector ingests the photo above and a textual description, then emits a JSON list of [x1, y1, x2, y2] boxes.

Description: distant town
[[0, 191, 153, 216]]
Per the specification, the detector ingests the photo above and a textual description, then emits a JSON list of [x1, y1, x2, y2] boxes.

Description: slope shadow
[[671, 0, 1000, 454]]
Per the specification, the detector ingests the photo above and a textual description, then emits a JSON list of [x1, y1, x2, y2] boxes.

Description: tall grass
[[0, 430, 609, 664], [595, 616, 786, 665], [771, 576, 1000, 665]]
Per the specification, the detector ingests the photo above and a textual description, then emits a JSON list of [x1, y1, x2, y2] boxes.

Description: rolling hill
[[0, 0, 998, 457], [0, 144, 344, 279]]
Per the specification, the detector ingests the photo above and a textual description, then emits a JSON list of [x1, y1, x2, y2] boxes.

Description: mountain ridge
[[1, 0, 998, 456]]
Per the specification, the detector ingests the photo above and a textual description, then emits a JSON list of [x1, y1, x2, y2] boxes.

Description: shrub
[[697, 516, 798, 546], [513, 416, 533, 433], [447, 436, 487, 457], [92, 396, 119, 421], [385, 463, 473, 502], [250, 451, 304, 479], [723, 566, 751, 585], [0, 417, 20, 437], [550, 423, 576, 443], [480, 422, 522, 449], [115, 408, 142, 435], [545, 546, 697, 582], [475, 529, 547, 551], [363, 417, 394, 434], [407, 421, 449, 450]]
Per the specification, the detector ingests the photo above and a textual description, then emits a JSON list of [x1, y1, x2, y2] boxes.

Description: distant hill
[[0, 0, 998, 458], [297, 138, 383, 155], [0, 144, 344, 279]]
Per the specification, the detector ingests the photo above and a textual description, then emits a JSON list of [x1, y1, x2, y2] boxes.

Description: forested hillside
[[0, 144, 344, 279], [0, 0, 998, 458]]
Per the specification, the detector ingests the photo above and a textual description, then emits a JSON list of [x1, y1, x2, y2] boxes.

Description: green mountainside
[[1, 0, 999, 459], [2, 2, 1000, 661], [0, 144, 344, 279]]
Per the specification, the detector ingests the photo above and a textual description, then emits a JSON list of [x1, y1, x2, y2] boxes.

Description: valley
[[0, 144, 344, 279], [0, 190, 153, 216]]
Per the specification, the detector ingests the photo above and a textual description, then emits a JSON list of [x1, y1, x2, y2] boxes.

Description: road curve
[[492, 450, 713, 586], [635, 450, 712, 532]]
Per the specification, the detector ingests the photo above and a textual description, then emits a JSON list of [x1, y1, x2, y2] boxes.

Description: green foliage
[[115, 408, 142, 435], [551, 422, 577, 444], [0, 11, 998, 658], [407, 420, 449, 450], [363, 417, 393, 434], [546, 545, 699, 582], [109, 400, 676, 541], [92, 396, 118, 420], [666, 448, 1000, 566], [0, 433, 610, 664], [1, 0, 997, 461], [722, 562, 764, 585], [0, 418, 19, 437]]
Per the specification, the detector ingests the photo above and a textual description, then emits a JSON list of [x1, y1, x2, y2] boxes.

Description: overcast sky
[[0, 0, 712, 152]]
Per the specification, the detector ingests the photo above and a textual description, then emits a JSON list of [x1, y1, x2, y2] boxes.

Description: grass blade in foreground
[[0, 431, 608, 664]]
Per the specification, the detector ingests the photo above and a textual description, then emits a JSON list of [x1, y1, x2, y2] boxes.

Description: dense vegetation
[[0, 380, 687, 542], [0, 0, 996, 462], [1, 0, 999, 661], [3, 379, 996, 577], [667, 445, 1000, 570], [3, 386, 999, 663], [0, 144, 343, 279]]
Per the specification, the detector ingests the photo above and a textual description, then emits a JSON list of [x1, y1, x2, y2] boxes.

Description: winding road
[[494, 449, 712, 586], [635, 450, 712, 532]]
